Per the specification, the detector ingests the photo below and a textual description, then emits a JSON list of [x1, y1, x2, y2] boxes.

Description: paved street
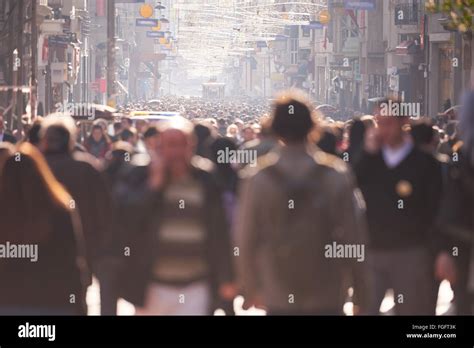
[[86, 279, 455, 316]]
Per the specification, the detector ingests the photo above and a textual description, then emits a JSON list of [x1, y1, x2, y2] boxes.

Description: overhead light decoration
[[139, 4, 154, 18], [173, 0, 328, 78]]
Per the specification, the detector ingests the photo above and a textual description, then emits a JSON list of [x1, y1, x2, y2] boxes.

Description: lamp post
[[30, 0, 38, 120], [107, 0, 116, 107]]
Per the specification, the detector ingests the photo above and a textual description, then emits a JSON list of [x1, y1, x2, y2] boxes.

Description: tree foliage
[[426, 0, 474, 32]]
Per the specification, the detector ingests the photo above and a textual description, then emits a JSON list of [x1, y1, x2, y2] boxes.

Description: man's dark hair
[[143, 125, 159, 139], [271, 91, 314, 143], [411, 120, 435, 147], [91, 124, 102, 133], [120, 128, 136, 142], [43, 124, 71, 154], [27, 120, 43, 146]]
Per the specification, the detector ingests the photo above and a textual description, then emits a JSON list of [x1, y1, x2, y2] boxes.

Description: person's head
[[270, 90, 315, 144], [193, 122, 215, 158], [251, 123, 262, 137], [348, 118, 367, 151], [234, 119, 244, 131], [411, 119, 436, 153], [226, 124, 238, 138], [120, 127, 138, 145], [143, 125, 160, 152], [121, 117, 133, 130], [241, 126, 256, 142], [113, 122, 122, 135], [40, 116, 77, 154], [136, 119, 149, 135], [317, 127, 337, 155], [94, 119, 108, 133], [210, 137, 238, 184], [90, 124, 105, 143], [27, 118, 43, 147], [360, 115, 376, 129], [0, 142, 72, 243], [374, 99, 409, 147], [108, 141, 134, 163], [157, 117, 195, 175], [0, 142, 14, 174]]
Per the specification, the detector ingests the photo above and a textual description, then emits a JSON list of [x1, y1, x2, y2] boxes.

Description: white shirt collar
[[382, 138, 414, 169]]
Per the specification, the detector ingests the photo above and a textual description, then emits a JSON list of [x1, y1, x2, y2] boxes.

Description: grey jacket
[[235, 144, 371, 313]]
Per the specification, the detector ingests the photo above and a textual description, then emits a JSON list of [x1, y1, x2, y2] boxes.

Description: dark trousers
[[453, 247, 473, 315], [97, 257, 121, 315], [368, 246, 435, 315]]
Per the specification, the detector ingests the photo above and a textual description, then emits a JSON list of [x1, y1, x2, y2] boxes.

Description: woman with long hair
[[0, 142, 88, 315], [84, 124, 111, 159]]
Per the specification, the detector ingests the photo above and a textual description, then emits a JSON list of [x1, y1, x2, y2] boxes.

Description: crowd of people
[[0, 90, 473, 316]]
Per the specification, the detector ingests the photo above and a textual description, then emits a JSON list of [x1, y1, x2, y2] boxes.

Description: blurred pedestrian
[[40, 116, 113, 290], [117, 117, 235, 315], [0, 143, 88, 315], [354, 99, 443, 315], [0, 113, 16, 144], [236, 90, 370, 315], [85, 124, 111, 159], [0, 142, 14, 175]]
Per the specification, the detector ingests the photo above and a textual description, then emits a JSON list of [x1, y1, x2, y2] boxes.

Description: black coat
[[1, 132, 17, 144], [353, 147, 443, 250], [45, 151, 113, 281]]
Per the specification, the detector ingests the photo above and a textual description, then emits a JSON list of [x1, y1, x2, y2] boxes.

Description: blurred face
[[145, 134, 160, 153], [228, 126, 238, 136], [121, 118, 131, 130], [136, 120, 147, 134], [92, 128, 103, 142], [235, 122, 244, 131], [375, 115, 405, 147], [158, 129, 193, 170], [242, 128, 255, 142]]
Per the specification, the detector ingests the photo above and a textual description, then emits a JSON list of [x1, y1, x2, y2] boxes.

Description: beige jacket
[[235, 144, 371, 313]]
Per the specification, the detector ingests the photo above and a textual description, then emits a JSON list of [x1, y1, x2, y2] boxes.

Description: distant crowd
[[0, 90, 473, 316]]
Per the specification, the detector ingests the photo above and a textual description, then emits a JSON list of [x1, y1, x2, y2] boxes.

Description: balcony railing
[[47, 0, 63, 9], [394, 3, 419, 26]]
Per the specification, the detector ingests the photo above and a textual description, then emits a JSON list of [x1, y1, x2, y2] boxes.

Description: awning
[[396, 40, 419, 55]]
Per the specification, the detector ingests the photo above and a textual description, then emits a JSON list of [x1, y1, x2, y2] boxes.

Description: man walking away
[[236, 90, 370, 315]]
